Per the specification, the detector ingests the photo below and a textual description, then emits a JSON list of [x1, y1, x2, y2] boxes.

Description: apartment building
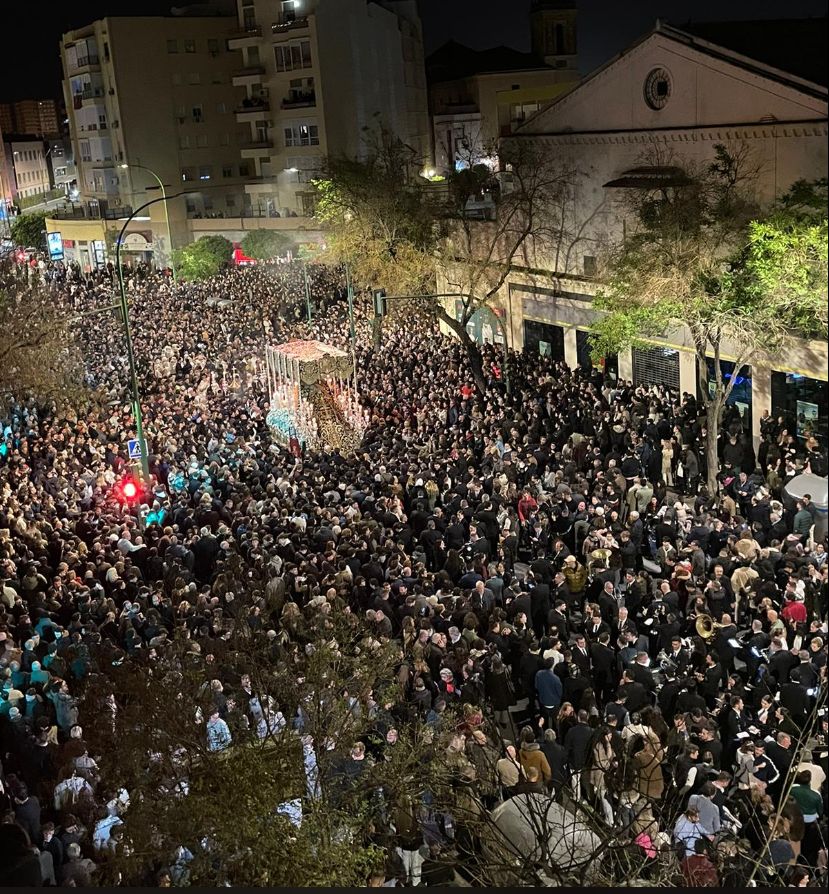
[[0, 99, 61, 136], [429, 1, 579, 174], [227, 0, 430, 217], [59, 15, 245, 266], [1, 138, 52, 201]]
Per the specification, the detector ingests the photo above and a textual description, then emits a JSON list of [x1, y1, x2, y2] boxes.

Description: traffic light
[[373, 288, 387, 317], [119, 477, 140, 503]]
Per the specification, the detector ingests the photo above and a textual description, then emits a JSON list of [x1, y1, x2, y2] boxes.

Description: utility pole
[[344, 262, 358, 388], [302, 259, 312, 323]]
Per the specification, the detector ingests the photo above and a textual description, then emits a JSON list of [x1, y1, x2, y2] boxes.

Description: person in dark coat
[[538, 726, 568, 794], [0, 823, 43, 887], [564, 709, 594, 794], [484, 656, 515, 725]]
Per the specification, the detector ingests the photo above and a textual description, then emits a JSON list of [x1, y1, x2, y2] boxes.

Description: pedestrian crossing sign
[[127, 438, 146, 460]]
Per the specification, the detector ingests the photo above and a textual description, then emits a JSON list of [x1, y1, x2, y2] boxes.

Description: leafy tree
[[240, 228, 293, 260], [315, 130, 578, 392], [590, 146, 828, 493], [10, 210, 48, 250], [0, 264, 84, 404], [172, 235, 234, 281], [80, 611, 457, 887]]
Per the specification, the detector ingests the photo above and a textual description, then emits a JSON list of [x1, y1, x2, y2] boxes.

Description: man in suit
[[617, 668, 648, 713], [590, 631, 617, 706], [564, 709, 594, 796], [547, 600, 569, 643], [629, 652, 656, 693], [718, 695, 747, 769], [666, 636, 691, 673], [571, 634, 592, 676]]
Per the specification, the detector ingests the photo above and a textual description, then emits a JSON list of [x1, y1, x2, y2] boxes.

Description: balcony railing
[[50, 203, 133, 221], [281, 92, 316, 109], [272, 15, 309, 33], [241, 139, 274, 150], [234, 99, 270, 114], [228, 25, 262, 37], [233, 65, 266, 78], [74, 55, 100, 68]]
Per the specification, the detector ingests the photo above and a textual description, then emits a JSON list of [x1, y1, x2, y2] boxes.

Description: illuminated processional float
[[264, 340, 367, 454]]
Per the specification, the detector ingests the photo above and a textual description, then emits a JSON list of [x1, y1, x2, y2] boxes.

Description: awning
[[604, 165, 691, 188]]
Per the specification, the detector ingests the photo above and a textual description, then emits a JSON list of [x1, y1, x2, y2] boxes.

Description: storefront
[[699, 359, 753, 434], [771, 371, 828, 445], [632, 346, 680, 390], [523, 319, 565, 361]]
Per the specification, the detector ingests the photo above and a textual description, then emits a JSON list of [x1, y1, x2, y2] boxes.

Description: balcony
[[281, 92, 316, 109], [234, 99, 270, 120], [232, 65, 266, 85], [227, 26, 262, 49], [272, 15, 309, 33], [72, 54, 101, 71], [241, 139, 274, 158]]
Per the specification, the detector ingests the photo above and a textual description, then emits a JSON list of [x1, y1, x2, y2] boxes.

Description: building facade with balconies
[[228, 0, 430, 217], [60, 15, 244, 267], [427, 2, 579, 174]]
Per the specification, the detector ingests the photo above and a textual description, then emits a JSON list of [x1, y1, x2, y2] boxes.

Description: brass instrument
[[695, 613, 724, 641]]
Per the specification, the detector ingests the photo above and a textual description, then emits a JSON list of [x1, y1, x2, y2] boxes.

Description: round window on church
[[644, 67, 672, 110]]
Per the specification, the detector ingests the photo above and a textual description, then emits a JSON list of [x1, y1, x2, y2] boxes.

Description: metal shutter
[[632, 347, 680, 390]]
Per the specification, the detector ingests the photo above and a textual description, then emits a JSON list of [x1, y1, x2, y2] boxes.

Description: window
[[199, 165, 212, 180], [197, 134, 209, 148], [274, 40, 312, 71], [172, 73, 183, 86], [103, 42, 110, 61], [225, 195, 236, 207], [80, 140, 91, 162], [192, 105, 203, 122], [185, 197, 197, 213], [239, 163, 250, 177], [220, 133, 230, 146], [510, 102, 539, 123], [179, 135, 191, 149], [208, 38, 220, 55], [284, 122, 319, 147], [187, 72, 201, 85], [181, 167, 193, 181], [167, 39, 178, 53], [583, 255, 597, 277], [203, 195, 214, 210], [216, 102, 226, 114], [211, 73, 224, 85], [222, 165, 233, 178], [184, 39, 196, 53]]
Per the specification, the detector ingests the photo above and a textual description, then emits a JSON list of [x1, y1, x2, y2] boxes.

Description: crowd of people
[[0, 255, 826, 887]]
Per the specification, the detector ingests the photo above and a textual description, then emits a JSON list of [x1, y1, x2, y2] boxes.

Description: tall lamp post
[[114, 191, 187, 483], [119, 163, 177, 281]]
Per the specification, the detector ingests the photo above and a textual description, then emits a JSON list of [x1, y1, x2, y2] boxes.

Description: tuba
[[695, 613, 723, 641]]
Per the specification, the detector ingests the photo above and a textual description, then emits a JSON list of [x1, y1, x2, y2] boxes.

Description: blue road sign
[[127, 438, 146, 460]]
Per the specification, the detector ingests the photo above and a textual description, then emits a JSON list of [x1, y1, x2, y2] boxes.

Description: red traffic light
[[121, 479, 139, 501]]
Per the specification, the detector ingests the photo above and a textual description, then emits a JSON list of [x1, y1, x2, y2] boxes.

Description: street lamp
[[114, 191, 189, 483], [120, 163, 177, 281]]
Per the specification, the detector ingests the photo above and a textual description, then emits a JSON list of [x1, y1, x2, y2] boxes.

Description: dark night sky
[[1, 0, 826, 103]]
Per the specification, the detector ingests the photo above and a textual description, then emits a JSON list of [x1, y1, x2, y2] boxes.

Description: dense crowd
[[0, 256, 826, 887]]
